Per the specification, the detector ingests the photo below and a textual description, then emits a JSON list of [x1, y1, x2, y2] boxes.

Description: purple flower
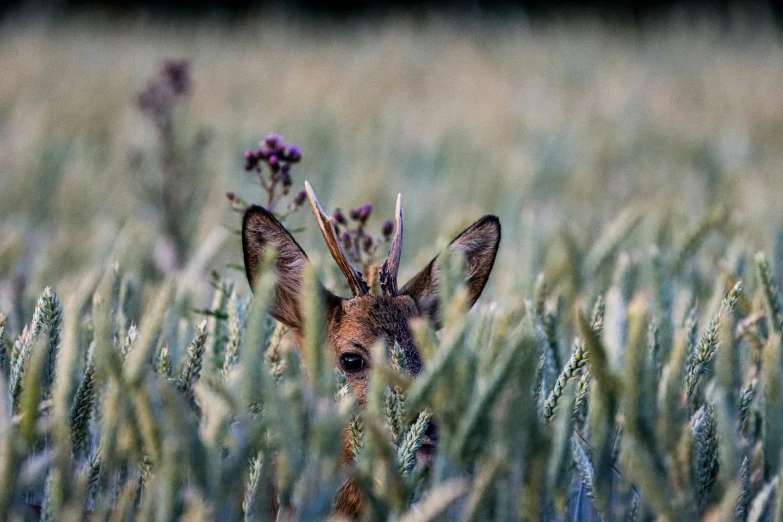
[[349, 208, 361, 221], [264, 134, 281, 149], [137, 58, 191, 127], [334, 209, 346, 225], [243, 149, 259, 171], [357, 203, 372, 222], [285, 145, 302, 162], [341, 231, 352, 247], [363, 235, 373, 252], [162, 59, 191, 97], [238, 133, 306, 212], [382, 220, 394, 239]]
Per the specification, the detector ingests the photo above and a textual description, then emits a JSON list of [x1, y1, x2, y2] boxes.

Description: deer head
[[241, 182, 500, 514], [243, 180, 500, 398], [243, 180, 500, 396]]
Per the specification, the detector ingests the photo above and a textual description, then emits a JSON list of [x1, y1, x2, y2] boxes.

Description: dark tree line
[[1, 0, 781, 24]]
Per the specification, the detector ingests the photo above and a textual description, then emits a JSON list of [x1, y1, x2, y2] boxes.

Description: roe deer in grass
[[241, 181, 501, 517]]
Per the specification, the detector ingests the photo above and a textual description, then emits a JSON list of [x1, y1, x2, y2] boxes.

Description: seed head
[[285, 145, 302, 162], [357, 203, 372, 222], [161, 59, 191, 96], [382, 220, 394, 239], [243, 149, 258, 171], [264, 134, 281, 149]]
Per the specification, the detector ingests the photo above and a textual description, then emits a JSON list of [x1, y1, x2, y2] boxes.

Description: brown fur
[[242, 205, 500, 517]]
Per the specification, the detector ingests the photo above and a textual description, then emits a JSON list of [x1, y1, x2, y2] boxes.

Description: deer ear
[[400, 216, 500, 329], [243, 205, 338, 332]]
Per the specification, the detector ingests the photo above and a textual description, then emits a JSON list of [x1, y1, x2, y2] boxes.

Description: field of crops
[[2, 12, 783, 521]]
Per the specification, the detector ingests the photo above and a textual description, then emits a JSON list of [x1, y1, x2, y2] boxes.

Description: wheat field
[[1, 12, 783, 521]]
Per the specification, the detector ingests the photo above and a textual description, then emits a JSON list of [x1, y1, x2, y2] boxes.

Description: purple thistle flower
[[357, 203, 372, 222], [334, 209, 347, 225], [162, 59, 191, 97], [341, 231, 352, 248], [363, 235, 373, 252], [382, 220, 394, 239], [349, 208, 361, 221], [264, 134, 281, 149], [244, 149, 259, 171], [238, 133, 305, 213], [285, 145, 302, 163]]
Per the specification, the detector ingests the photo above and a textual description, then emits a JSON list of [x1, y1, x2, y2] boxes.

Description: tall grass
[[2, 217, 783, 520]]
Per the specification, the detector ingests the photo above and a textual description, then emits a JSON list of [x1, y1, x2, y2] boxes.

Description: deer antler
[[379, 193, 403, 296], [304, 181, 370, 296]]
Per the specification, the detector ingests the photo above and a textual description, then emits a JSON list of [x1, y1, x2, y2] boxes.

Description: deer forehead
[[333, 294, 419, 337]]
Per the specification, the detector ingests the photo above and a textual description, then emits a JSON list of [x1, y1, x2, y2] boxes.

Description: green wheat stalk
[[70, 342, 96, 457], [571, 437, 595, 499], [386, 342, 409, 442], [222, 289, 245, 378], [755, 252, 783, 333], [10, 332, 23, 369], [243, 452, 264, 521], [762, 332, 783, 479], [11, 287, 63, 411], [685, 281, 741, 399], [739, 380, 757, 439], [691, 404, 719, 510], [543, 338, 587, 421], [0, 326, 7, 378], [533, 273, 550, 319], [736, 456, 750, 521], [543, 296, 604, 422], [157, 345, 172, 378], [397, 410, 431, 475], [348, 416, 364, 460], [178, 319, 208, 396], [120, 323, 138, 360]]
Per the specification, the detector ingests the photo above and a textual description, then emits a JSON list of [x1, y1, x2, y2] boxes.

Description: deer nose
[[414, 420, 438, 465]]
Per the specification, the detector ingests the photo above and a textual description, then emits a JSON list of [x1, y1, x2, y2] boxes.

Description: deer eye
[[340, 353, 365, 373]]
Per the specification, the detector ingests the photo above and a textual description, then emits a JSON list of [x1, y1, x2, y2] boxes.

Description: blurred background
[[1, 0, 782, 333]]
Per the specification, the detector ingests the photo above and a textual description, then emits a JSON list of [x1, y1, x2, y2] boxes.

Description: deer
[[241, 181, 501, 518]]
